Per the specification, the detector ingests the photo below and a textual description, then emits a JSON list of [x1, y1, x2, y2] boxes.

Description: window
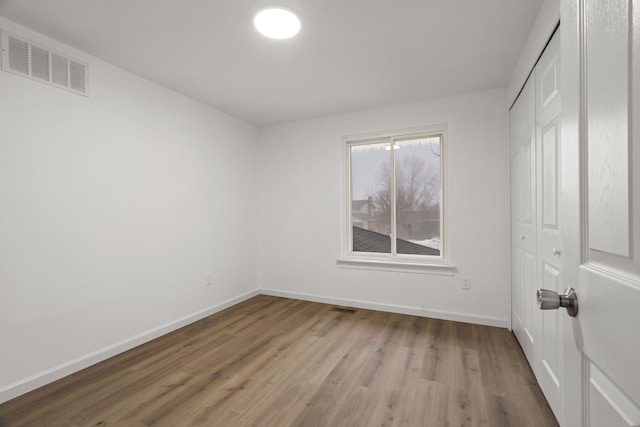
[[340, 128, 452, 273]]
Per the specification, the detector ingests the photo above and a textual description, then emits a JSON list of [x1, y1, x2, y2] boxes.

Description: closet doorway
[[510, 30, 564, 422]]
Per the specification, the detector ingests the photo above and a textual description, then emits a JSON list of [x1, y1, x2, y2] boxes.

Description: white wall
[[257, 89, 511, 326], [0, 17, 259, 402], [0, 14, 515, 404]]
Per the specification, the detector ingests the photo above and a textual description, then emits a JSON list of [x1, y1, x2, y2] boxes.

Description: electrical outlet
[[462, 277, 471, 290], [205, 274, 213, 286]]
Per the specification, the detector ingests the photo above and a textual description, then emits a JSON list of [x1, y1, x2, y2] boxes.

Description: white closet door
[[510, 30, 564, 423], [510, 72, 537, 368], [534, 32, 564, 422]]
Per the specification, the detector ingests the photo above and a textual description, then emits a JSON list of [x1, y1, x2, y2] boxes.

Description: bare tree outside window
[[350, 135, 442, 256]]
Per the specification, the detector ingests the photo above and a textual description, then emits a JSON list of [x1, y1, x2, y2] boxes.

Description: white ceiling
[[0, 0, 543, 126]]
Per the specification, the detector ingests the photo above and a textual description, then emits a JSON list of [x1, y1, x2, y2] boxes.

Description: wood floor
[[0, 295, 559, 426]]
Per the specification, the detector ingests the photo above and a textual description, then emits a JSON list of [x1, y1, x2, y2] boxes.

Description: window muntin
[[348, 133, 443, 260]]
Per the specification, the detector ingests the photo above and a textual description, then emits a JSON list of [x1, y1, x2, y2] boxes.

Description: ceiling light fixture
[[254, 7, 301, 39]]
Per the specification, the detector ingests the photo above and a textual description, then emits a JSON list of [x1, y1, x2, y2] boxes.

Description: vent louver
[[51, 53, 69, 86], [69, 60, 85, 93], [30, 44, 50, 81], [1, 30, 89, 96], [8, 35, 28, 75]]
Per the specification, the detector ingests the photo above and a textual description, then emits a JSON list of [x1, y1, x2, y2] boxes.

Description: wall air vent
[[1, 30, 89, 96]]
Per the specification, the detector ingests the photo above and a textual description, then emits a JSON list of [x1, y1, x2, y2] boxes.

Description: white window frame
[[337, 125, 456, 275]]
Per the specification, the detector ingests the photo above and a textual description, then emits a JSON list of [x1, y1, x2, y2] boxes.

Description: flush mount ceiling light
[[254, 7, 301, 39]]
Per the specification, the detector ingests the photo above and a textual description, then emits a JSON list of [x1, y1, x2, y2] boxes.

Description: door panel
[[561, 0, 640, 424], [512, 153, 521, 222], [511, 75, 537, 366], [541, 262, 560, 387], [585, 0, 630, 257], [523, 250, 536, 345], [542, 124, 559, 228], [579, 265, 640, 405], [588, 363, 640, 426], [522, 144, 534, 224], [535, 32, 563, 419]]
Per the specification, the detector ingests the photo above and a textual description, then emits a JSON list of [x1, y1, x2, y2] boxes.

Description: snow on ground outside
[[410, 238, 440, 250]]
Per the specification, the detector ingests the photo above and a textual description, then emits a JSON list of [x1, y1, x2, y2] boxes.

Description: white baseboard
[[1, 287, 509, 404], [0, 289, 260, 404], [260, 288, 510, 329]]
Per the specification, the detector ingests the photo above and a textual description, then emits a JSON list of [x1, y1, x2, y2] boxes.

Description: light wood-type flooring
[[0, 295, 559, 426]]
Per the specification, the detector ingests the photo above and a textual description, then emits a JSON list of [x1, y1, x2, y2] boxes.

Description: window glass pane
[[350, 142, 391, 253], [394, 136, 441, 256]]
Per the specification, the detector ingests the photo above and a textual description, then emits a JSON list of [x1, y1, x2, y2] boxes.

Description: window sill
[[336, 257, 457, 276]]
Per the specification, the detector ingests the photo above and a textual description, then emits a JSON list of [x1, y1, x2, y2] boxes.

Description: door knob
[[537, 287, 578, 317], [520, 235, 525, 240], [552, 248, 561, 256]]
